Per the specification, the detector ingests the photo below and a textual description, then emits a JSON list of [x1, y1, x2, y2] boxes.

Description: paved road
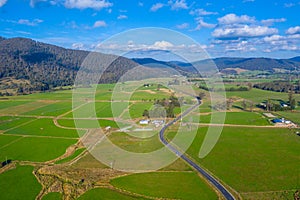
[[159, 97, 236, 200]]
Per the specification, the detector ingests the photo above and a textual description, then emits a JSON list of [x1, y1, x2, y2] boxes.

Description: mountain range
[[0, 36, 299, 95]]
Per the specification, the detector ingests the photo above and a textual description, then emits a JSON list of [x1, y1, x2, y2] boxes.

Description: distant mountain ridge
[[0, 36, 299, 95]]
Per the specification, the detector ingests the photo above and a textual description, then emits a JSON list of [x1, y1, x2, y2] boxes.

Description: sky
[[0, 0, 300, 59]]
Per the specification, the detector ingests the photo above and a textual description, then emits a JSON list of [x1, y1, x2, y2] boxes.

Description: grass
[[5, 118, 78, 138], [108, 132, 163, 153], [0, 116, 35, 130], [0, 137, 77, 162], [0, 101, 50, 115], [57, 119, 122, 129], [42, 192, 63, 200], [0, 134, 21, 148], [55, 148, 85, 164], [71, 152, 108, 169], [110, 172, 217, 200], [225, 88, 300, 104], [129, 102, 153, 119], [196, 111, 270, 125], [0, 165, 42, 200], [23, 102, 72, 116], [0, 100, 30, 110], [77, 187, 146, 200], [173, 126, 300, 195]]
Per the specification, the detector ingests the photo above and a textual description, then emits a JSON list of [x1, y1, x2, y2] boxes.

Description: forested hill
[[0, 37, 138, 95]]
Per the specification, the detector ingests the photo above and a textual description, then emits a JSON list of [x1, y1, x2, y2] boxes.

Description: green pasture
[[77, 187, 145, 200], [170, 126, 300, 197], [5, 118, 78, 138], [42, 192, 63, 200], [23, 102, 72, 116], [0, 136, 76, 162], [110, 172, 217, 200], [0, 116, 35, 130], [0, 165, 41, 200], [55, 148, 85, 164]]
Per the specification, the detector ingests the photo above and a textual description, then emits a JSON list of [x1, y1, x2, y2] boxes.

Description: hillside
[[0, 37, 138, 95]]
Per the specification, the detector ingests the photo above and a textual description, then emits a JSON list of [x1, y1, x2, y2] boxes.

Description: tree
[[249, 100, 254, 112], [226, 98, 234, 110], [142, 109, 149, 118], [242, 100, 247, 111], [198, 92, 206, 100], [290, 98, 296, 110]]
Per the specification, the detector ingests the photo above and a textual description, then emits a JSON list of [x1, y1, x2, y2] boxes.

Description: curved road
[[159, 97, 236, 200]]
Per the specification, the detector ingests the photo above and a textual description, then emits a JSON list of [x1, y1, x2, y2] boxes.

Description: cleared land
[[111, 172, 218, 200], [0, 165, 41, 200]]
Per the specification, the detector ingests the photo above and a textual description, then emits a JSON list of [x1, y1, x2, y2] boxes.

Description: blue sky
[[0, 0, 300, 59]]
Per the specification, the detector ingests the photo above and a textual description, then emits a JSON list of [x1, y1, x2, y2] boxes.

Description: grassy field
[[0, 136, 77, 162], [0, 134, 21, 147], [197, 111, 270, 125], [0, 165, 41, 200], [225, 88, 300, 104], [23, 102, 72, 116], [0, 100, 30, 110], [5, 118, 78, 138], [42, 192, 63, 200], [57, 119, 122, 129], [110, 172, 217, 200], [108, 132, 163, 153], [129, 102, 153, 119], [169, 126, 300, 199], [0, 116, 35, 130], [55, 148, 85, 164], [77, 187, 146, 200]]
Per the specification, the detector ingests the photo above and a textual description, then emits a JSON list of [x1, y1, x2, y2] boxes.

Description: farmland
[[0, 81, 300, 200]]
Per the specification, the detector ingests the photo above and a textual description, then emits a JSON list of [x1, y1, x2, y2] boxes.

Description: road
[[159, 97, 236, 200]]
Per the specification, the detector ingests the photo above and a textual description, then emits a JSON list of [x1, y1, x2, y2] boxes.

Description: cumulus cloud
[[0, 0, 7, 7], [117, 15, 127, 20], [64, 0, 112, 10], [168, 0, 188, 10], [151, 41, 174, 50], [176, 23, 189, 29], [261, 18, 286, 26], [218, 13, 256, 25], [150, 3, 164, 12], [284, 3, 296, 8], [189, 8, 218, 16], [93, 20, 107, 28], [286, 26, 300, 35], [225, 40, 256, 52], [195, 18, 216, 30], [212, 25, 278, 39], [18, 19, 43, 26], [72, 43, 84, 49]]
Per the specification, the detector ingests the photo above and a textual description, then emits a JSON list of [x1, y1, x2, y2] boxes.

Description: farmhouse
[[139, 119, 150, 125]]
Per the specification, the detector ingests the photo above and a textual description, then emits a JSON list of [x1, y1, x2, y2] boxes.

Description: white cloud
[[18, 19, 43, 26], [72, 43, 84, 49], [284, 3, 296, 8], [212, 25, 278, 39], [117, 15, 127, 20], [218, 13, 256, 25], [93, 20, 107, 28], [152, 41, 174, 50], [0, 0, 7, 7], [225, 40, 256, 52], [195, 18, 216, 30], [189, 8, 218, 16], [168, 0, 188, 10], [176, 23, 189, 29], [150, 3, 164, 12], [261, 18, 286, 26], [64, 0, 112, 10], [286, 26, 300, 35], [138, 2, 143, 7], [243, 0, 255, 2], [263, 34, 284, 42]]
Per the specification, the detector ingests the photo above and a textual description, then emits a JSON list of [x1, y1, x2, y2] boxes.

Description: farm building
[[139, 119, 150, 125]]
